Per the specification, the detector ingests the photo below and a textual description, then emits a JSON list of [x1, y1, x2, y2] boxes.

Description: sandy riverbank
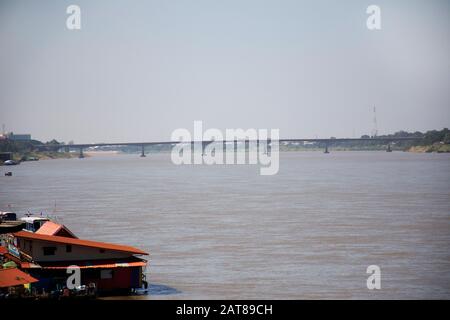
[[84, 151, 120, 156], [407, 144, 450, 153]]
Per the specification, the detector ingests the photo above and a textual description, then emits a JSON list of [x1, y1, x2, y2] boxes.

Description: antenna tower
[[371, 106, 378, 137]]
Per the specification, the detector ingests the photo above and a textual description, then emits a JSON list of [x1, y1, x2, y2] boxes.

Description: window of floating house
[[66, 245, 72, 253], [43, 246, 57, 256]]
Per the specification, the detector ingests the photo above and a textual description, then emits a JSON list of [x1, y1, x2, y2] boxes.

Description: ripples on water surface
[[1, 151, 449, 299]]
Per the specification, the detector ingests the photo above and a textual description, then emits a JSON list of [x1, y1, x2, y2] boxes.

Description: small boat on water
[[20, 215, 51, 233], [21, 156, 39, 161], [0, 212, 17, 221], [3, 160, 19, 166], [0, 220, 25, 234], [0, 212, 25, 234]]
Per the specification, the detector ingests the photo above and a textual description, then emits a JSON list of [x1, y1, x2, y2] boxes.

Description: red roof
[[0, 268, 38, 288], [13, 231, 148, 255], [36, 221, 78, 238], [0, 246, 7, 255]]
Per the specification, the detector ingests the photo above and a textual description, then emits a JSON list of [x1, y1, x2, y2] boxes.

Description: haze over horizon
[[1, 0, 449, 144]]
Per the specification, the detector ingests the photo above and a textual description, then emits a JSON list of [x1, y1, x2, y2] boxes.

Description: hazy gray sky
[[1, 0, 449, 143]]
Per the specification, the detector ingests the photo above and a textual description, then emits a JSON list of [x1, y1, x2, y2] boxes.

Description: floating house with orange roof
[[1, 216, 149, 295]]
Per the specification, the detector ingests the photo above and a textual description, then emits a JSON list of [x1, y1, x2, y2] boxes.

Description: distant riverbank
[[12, 151, 83, 162], [84, 150, 120, 156], [280, 144, 450, 153], [407, 144, 450, 153]]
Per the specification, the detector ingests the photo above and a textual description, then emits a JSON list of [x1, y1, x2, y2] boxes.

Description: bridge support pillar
[[79, 148, 84, 158], [223, 141, 227, 156], [202, 141, 208, 156], [244, 140, 251, 157], [260, 139, 268, 155], [386, 143, 392, 152], [324, 144, 330, 154], [140, 145, 146, 157]]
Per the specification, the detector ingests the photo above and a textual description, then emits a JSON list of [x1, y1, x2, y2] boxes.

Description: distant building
[[7, 132, 31, 141]]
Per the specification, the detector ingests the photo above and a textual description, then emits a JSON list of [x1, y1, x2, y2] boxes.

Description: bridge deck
[[38, 137, 423, 149]]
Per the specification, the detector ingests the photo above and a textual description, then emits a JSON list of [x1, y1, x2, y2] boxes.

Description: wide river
[[1, 151, 449, 299]]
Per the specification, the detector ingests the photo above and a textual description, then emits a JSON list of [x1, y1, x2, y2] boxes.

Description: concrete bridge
[[36, 137, 422, 158]]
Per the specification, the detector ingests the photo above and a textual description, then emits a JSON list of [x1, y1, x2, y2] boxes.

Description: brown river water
[[1, 151, 449, 299]]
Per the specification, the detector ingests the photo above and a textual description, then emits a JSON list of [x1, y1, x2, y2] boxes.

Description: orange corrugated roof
[[13, 231, 148, 255], [42, 262, 146, 269], [0, 268, 38, 287], [43, 261, 146, 269], [35, 221, 77, 238], [35, 221, 61, 235], [21, 257, 147, 269]]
